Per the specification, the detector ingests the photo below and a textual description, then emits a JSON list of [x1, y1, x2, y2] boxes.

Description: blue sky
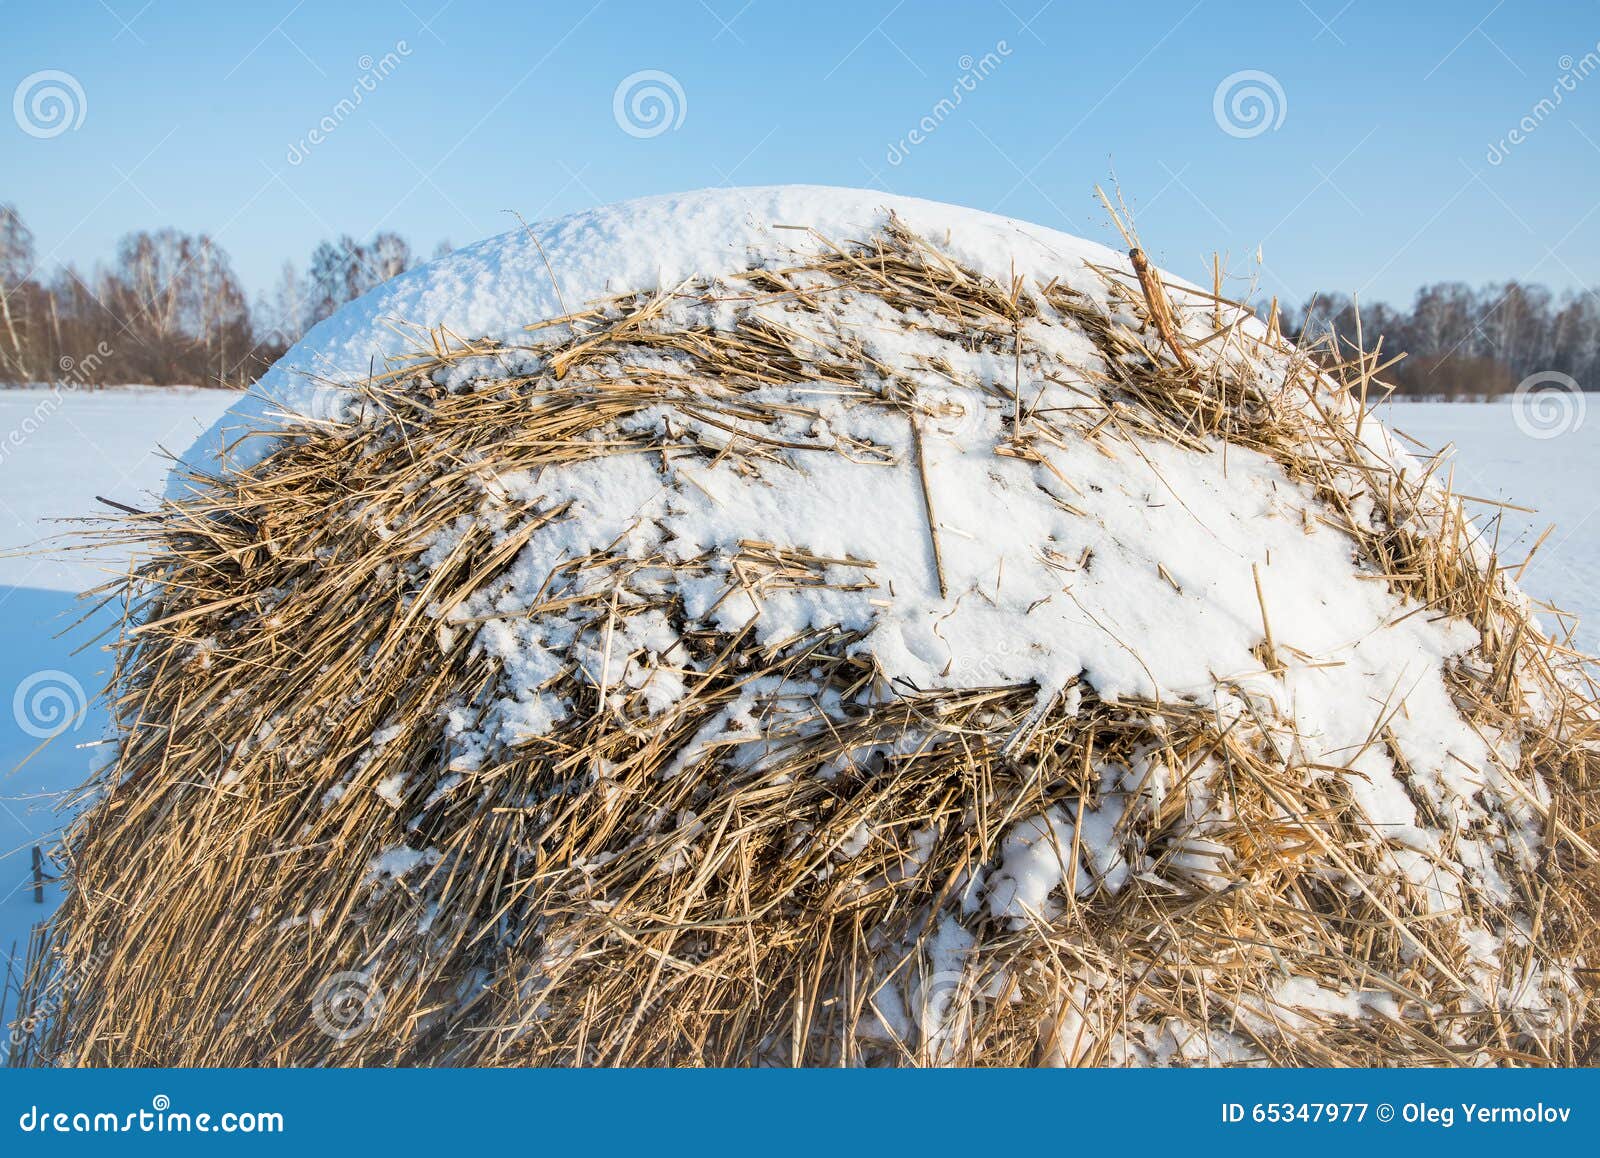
[[4, 0, 1599, 308]]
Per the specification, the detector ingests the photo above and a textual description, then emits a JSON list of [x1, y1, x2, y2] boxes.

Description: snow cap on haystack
[[22, 187, 1599, 1067]]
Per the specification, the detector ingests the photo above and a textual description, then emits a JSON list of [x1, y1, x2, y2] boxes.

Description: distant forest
[[1, 201, 1595, 397], [0, 202, 448, 389], [1281, 286, 1599, 399]]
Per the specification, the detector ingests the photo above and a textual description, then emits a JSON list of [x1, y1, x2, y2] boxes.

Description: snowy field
[[0, 386, 236, 964], [1377, 398, 1600, 653], [0, 388, 1595, 967]]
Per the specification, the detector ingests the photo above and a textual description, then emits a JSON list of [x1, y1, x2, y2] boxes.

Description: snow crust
[[172, 186, 1126, 494]]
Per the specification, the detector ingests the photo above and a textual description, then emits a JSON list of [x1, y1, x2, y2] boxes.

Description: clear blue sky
[[4, 0, 1599, 309]]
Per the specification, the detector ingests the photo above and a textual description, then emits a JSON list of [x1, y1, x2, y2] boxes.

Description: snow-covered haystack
[[16, 188, 1600, 1066]]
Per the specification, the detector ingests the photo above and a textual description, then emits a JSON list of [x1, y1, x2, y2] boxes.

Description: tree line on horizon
[[1282, 283, 1600, 399], [0, 202, 448, 389], [1, 200, 1594, 397]]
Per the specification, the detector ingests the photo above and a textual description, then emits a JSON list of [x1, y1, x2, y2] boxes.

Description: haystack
[[13, 186, 1599, 1067]]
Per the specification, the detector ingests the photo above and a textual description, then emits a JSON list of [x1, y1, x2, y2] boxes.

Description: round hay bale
[[17, 188, 1599, 1067]]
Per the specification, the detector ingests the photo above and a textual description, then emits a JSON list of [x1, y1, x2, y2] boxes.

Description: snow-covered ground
[[1379, 399, 1600, 653], [0, 386, 236, 964], [0, 388, 1594, 981]]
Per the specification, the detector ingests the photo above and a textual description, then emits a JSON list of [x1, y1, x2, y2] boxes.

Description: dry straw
[[9, 206, 1599, 1067]]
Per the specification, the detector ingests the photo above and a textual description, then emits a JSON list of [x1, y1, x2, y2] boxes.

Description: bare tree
[[305, 231, 416, 327], [0, 204, 38, 379]]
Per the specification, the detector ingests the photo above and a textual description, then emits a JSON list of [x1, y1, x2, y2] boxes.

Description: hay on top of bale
[[12, 186, 1600, 1068]]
